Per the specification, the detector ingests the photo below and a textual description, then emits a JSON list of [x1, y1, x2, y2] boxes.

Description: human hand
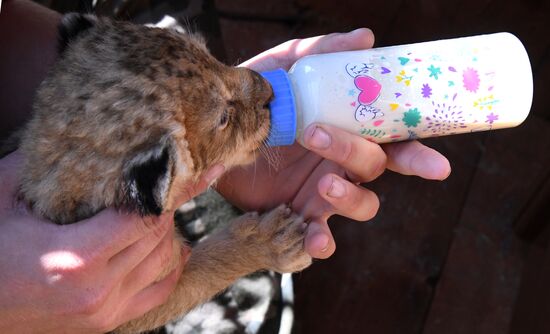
[[216, 28, 451, 259], [0, 151, 221, 333]]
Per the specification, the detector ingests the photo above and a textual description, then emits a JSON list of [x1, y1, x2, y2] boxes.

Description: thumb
[[304, 219, 336, 259]]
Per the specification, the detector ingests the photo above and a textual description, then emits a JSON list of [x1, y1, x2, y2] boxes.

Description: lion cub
[[17, 14, 311, 333]]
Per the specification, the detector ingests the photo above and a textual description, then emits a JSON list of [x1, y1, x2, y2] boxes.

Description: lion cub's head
[[20, 14, 273, 223]]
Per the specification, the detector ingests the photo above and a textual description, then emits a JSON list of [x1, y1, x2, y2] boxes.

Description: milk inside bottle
[[261, 32, 533, 146]]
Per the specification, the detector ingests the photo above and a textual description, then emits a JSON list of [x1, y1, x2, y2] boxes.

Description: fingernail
[[205, 165, 225, 184], [308, 126, 331, 149], [328, 177, 346, 198]]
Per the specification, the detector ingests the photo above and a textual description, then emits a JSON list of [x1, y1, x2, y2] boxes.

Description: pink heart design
[[373, 120, 384, 127], [354, 76, 381, 105]]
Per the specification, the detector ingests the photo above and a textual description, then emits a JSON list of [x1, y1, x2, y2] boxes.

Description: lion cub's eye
[[218, 108, 231, 130]]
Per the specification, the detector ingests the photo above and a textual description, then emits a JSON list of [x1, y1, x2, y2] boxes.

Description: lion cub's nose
[[243, 68, 274, 106]]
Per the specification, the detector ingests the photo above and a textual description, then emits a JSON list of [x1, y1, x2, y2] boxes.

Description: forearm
[[0, 0, 61, 141]]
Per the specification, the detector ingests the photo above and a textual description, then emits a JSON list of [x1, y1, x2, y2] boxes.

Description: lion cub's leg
[[117, 205, 312, 334]]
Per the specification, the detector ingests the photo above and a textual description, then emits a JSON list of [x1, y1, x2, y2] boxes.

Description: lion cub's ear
[[121, 139, 176, 216], [57, 13, 98, 54]]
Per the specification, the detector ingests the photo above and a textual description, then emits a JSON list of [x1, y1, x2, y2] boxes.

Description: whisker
[[259, 139, 282, 173], [252, 148, 257, 190]]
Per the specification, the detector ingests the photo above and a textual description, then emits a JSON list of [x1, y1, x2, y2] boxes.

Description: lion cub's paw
[[232, 205, 312, 273]]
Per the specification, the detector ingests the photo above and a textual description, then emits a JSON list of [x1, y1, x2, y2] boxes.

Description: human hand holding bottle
[[262, 33, 531, 146], [216, 28, 452, 259]]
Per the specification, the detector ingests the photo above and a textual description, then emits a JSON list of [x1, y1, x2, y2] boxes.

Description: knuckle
[[363, 145, 387, 182], [376, 147, 388, 172], [336, 140, 354, 164], [71, 286, 110, 317], [79, 248, 104, 267], [370, 152, 388, 181]]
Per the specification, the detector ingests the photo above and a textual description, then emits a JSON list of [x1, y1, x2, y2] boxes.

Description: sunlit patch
[[40, 251, 85, 283]]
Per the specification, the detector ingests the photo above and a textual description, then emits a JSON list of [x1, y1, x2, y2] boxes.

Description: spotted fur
[[16, 14, 311, 333], [20, 14, 273, 223]]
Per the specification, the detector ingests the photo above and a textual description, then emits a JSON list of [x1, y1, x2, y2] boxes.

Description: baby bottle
[[260, 32, 533, 146]]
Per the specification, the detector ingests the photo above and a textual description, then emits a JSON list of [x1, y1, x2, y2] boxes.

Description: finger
[[71, 162, 223, 256], [317, 173, 380, 222], [119, 254, 185, 324], [304, 219, 335, 259], [383, 141, 451, 180], [216, 146, 319, 212], [169, 164, 225, 208], [117, 226, 187, 294], [302, 123, 387, 183], [108, 218, 174, 279], [241, 28, 375, 72], [122, 243, 190, 297], [71, 163, 222, 258], [70, 209, 172, 260]]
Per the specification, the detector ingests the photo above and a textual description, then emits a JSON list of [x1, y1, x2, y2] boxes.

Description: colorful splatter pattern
[[427, 65, 442, 79], [474, 94, 499, 110], [396, 70, 413, 86], [463, 68, 480, 92], [402, 108, 422, 128], [425, 101, 467, 135], [344, 43, 503, 143], [486, 112, 499, 124], [421, 84, 432, 98]]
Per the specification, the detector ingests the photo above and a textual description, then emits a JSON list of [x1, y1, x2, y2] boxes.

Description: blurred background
[[30, 0, 550, 333]]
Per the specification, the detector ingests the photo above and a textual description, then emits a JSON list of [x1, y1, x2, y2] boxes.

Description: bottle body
[[263, 32, 532, 146]]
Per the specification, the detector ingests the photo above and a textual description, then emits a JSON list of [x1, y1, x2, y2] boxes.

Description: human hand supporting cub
[[0, 151, 222, 333], [217, 28, 451, 259]]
